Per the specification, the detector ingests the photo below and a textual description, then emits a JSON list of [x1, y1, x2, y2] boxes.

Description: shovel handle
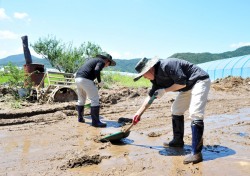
[[124, 123, 134, 133], [124, 94, 157, 133]]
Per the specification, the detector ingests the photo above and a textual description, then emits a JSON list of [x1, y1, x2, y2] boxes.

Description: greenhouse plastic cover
[[197, 55, 250, 81]]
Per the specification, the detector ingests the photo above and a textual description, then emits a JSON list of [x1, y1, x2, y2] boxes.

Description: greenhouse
[[197, 55, 250, 81]]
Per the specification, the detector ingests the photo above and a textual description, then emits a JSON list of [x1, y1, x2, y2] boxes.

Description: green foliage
[[57, 42, 85, 73], [57, 42, 103, 73], [31, 35, 64, 70], [1, 93, 23, 109], [170, 46, 250, 64], [83, 41, 102, 58], [3, 63, 25, 88], [31, 35, 103, 73], [102, 72, 151, 88], [107, 58, 141, 73], [0, 74, 10, 83], [10, 100, 22, 109], [1, 62, 32, 99]]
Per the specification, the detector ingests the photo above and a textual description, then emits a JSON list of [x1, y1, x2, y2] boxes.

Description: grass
[[0, 71, 151, 88], [103, 72, 151, 88], [0, 75, 10, 84]]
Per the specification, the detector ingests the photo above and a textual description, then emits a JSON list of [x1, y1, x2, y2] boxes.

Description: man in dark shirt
[[132, 57, 211, 164], [75, 52, 116, 127]]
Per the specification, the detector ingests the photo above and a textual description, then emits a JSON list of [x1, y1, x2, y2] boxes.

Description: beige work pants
[[75, 77, 99, 107], [171, 78, 211, 121]]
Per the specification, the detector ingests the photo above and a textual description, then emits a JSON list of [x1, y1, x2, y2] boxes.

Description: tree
[[57, 42, 103, 73], [31, 35, 64, 71], [56, 42, 85, 73], [83, 41, 102, 58], [31, 35, 103, 73]]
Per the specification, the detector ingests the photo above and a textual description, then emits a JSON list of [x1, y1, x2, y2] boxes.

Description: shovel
[[84, 103, 91, 108], [99, 93, 157, 142]]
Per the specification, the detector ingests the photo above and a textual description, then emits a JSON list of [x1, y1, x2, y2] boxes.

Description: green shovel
[[99, 93, 157, 142]]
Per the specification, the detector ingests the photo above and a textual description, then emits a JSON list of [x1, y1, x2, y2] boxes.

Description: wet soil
[[0, 77, 250, 176]]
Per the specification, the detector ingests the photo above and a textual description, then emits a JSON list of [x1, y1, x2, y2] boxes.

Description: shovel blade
[[84, 103, 91, 108], [100, 131, 131, 143]]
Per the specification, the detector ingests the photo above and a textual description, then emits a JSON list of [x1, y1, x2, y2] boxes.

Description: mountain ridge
[[1, 46, 250, 73]]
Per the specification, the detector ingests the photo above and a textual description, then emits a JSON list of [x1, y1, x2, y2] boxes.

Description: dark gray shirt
[[149, 58, 209, 96], [76, 58, 105, 82]]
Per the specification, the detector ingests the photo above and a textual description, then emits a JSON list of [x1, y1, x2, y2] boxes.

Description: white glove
[[155, 89, 165, 99], [98, 81, 104, 87]]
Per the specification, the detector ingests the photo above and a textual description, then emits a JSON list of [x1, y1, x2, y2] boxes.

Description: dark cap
[[96, 52, 116, 66]]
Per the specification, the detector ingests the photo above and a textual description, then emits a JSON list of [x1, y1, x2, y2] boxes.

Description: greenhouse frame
[[197, 55, 250, 81]]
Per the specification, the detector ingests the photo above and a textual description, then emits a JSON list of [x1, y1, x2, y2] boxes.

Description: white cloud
[[109, 51, 121, 58], [124, 52, 132, 58], [230, 42, 250, 48], [0, 50, 8, 58], [16, 46, 23, 54], [0, 46, 22, 59], [0, 8, 10, 20], [30, 48, 43, 58], [0, 47, 42, 59], [13, 12, 31, 23], [0, 30, 18, 39], [127, 52, 146, 59], [14, 12, 28, 19]]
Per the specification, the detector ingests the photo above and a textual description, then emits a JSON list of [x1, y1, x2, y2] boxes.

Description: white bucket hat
[[134, 57, 160, 81]]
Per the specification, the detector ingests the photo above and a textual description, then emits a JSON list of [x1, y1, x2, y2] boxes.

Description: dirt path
[[0, 77, 250, 176]]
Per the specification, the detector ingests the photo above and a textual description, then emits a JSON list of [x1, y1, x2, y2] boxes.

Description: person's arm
[[155, 83, 186, 99], [132, 95, 151, 124], [164, 83, 186, 92], [94, 62, 105, 83]]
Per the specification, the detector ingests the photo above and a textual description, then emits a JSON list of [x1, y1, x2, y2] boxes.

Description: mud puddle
[[205, 108, 250, 126], [0, 133, 51, 168]]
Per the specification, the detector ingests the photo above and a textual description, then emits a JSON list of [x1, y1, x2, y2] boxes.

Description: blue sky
[[1, 0, 250, 59]]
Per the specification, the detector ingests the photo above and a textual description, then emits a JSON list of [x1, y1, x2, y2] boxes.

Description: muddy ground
[[0, 77, 250, 176]]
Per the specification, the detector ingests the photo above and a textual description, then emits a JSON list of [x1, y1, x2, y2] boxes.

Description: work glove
[[98, 81, 104, 87], [155, 89, 165, 99], [132, 115, 140, 125]]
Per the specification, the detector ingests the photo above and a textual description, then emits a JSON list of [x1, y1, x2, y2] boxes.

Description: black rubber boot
[[77, 105, 85, 123], [183, 120, 204, 164], [91, 106, 107, 128], [164, 115, 184, 147]]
